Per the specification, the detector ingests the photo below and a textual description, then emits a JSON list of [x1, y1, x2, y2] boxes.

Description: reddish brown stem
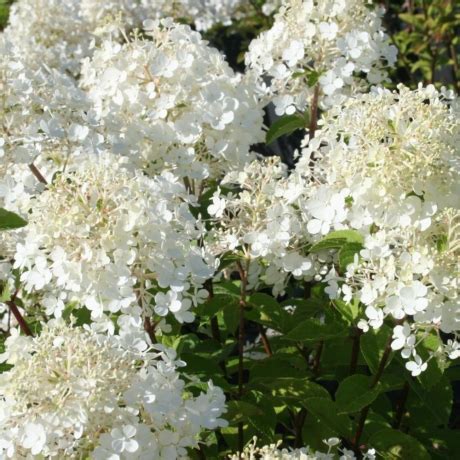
[[393, 382, 410, 429], [6, 298, 33, 336], [349, 329, 363, 375], [143, 316, 157, 344], [353, 333, 393, 448], [258, 324, 273, 357], [29, 163, 48, 185], [308, 84, 320, 140], [312, 340, 324, 375], [236, 260, 249, 455], [294, 408, 307, 448]]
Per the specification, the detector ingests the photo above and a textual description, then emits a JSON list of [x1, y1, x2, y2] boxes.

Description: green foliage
[[380, 0, 460, 91], [265, 114, 309, 145], [0, 208, 27, 231], [0, 0, 12, 30]]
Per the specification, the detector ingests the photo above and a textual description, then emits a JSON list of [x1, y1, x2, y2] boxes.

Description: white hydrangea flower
[[80, 19, 264, 180], [208, 84, 458, 373], [291, 85, 459, 372], [3, 0, 172, 73], [0, 321, 227, 459], [0, 35, 99, 220], [246, 0, 397, 114], [8, 154, 215, 324], [228, 437, 376, 459]]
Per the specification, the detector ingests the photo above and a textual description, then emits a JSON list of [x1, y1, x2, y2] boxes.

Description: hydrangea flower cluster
[[246, 0, 398, 114], [207, 157, 319, 293], [209, 84, 459, 374], [0, 35, 97, 216], [0, 321, 227, 459], [295, 84, 460, 374], [7, 155, 215, 324], [4, 0, 281, 75], [3, 0, 163, 73], [81, 19, 264, 180], [229, 437, 377, 459]]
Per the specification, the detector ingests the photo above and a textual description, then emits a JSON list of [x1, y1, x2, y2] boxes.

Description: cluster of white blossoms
[[207, 157, 320, 293], [229, 438, 377, 459], [4, 0, 281, 74], [209, 84, 460, 374], [246, 0, 398, 114], [3, 0, 162, 73], [0, 321, 227, 459], [81, 19, 264, 180], [5, 155, 215, 324], [0, 35, 99, 218], [294, 84, 460, 374]]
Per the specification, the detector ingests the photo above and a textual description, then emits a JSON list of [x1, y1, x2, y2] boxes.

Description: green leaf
[[360, 325, 392, 375], [258, 378, 330, 404], [306, 70, 321, 87], [338, 242, 363, 272], [310, 230, 364, 253], [266, 115, 306, 145], [332, 298, 359, 323], [223, 303, 239, 335], [369, 429, 431, 460], [335, 375, 380, 414], [0, 208, 27, 231], [304, 397, 352, 438], [285, 318, 348, 342], [407, 375, 453, 427], [416, 332, 445, 389], [246, 293, 290, 333], [226, 400, 265, 425], [249, 354, 309, 380]]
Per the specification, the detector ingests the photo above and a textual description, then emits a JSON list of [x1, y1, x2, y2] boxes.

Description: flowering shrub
[[0, 0, 459, 459]]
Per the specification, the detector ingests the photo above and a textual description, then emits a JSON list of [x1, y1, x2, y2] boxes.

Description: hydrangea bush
[[0, 0, 458, 459]]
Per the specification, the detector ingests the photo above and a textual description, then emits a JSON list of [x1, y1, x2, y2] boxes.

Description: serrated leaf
[[226, 400, 264, 425], [0, 208, 27, 231], [285, 318, 348, 342], [304, 397, 352, 438], [258, 378, 330, 403], [266, 115, 306, 145], [335, 374, 380, 414], [369, 429, 431, 460], [310, 230, 364, 253], [246, 293, 289, 332]]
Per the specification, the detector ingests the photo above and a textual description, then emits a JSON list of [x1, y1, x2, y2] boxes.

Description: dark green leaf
[[304, 397, 353, 437], [226, 400, 264, 425], [0, 208, 27, 231], [266, 115, 306, 145], [335, 374, 380, 414], [338, 242, 363, 272], [285, 318, 348, 342], [310, 230, 364, 253], [360, 325, 393, 374], [369, 429, 431, 460]]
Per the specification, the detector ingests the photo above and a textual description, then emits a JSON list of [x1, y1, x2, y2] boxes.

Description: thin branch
[[6, 295, 33, 337], [393, 382, 410, 429], [352, 333, 393, 448], [258, 324, 273, 357], [312, 340, 324, 376], [308, 84, 320, 141], [349, 329, 362, 375], [29, 163, 48, 185], [236, 260, 249, 455], [143, 316, 157, 344], [294, 408, 307, 448]]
